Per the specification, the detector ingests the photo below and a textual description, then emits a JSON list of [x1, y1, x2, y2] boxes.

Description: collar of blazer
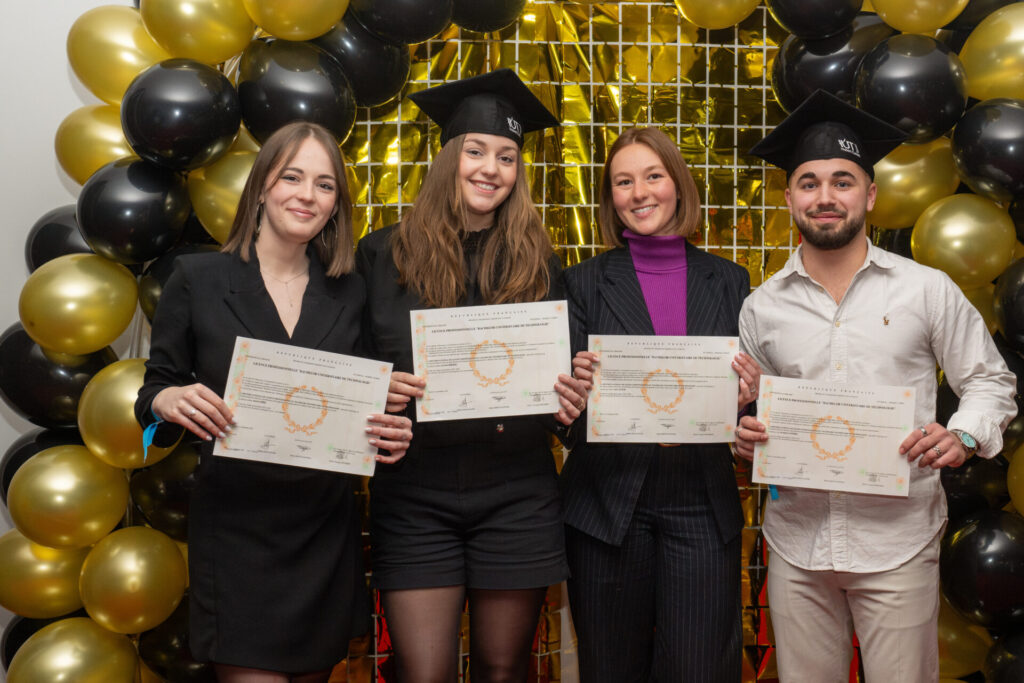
[[224, 246, 347, 347], [598, 241, 720, 337]]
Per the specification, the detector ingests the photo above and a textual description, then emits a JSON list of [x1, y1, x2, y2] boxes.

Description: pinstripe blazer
[[561, 242, 749, 547]]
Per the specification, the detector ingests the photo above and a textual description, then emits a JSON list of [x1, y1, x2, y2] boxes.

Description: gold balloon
[[188, 151, 256, 243], [938, 596, 991, 677], [141, 0, 254, 65], [229, 124, 262, 153], [19, 253, 138, 355], [868, 138, 960, 229], [960, 3, 1024, 101], [176, 540, 190, 588], [871, 0, 969, 33], [962, 285, 998, 335], [66, 6, 172, 104], [8, 445, 129, 549], [910, 194, 1016, 289], [672, 0, 760, 29], [0, 529, 89, 618], [1009, 449, 1024, 513], [242, 0, 350, 40], [79, 526, 187, 634], [79, 358, 179, 470], [7, 617, 138, 683], [137, 660, 169, 683], [54, 105, 135, 185]]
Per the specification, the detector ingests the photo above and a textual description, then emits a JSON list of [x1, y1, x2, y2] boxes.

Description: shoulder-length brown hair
[[221, 121, 355, 276], [598, 126, 702, 247], [391, 134, 552, 308]]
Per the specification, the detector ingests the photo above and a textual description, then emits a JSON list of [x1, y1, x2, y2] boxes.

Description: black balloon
[[772, 15, 896, 113], [138, 598, 216, 682], [238, 39, 357, 144], [1, 610, 89, 671], [855, 35, 967, 143], [0, 323, 117, 429], [941, 510, 1024, 629], [766, 0, 861, 40], [870, 225, 913, 258], [130, 443, 201, 541], [350, 0, 452, 45], [76, 157, 190, 264], [121, 59, 240, 172], [313, 13, 411, 107], [23, 205, 91, 273], [139, 243, 220, 321], [985, 630, 1024, 683], [0, 428, 83, 505], [1011, 200, 1024, 244], [952, 99, 1024, 203], [946, 0, 1017, 30], [996, 260, 1024, 355], [942, 455, 1009, 525], [452, 0, 526, 33]]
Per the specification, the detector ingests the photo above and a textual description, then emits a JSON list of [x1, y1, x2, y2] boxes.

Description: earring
[[255, 203, 264, 237]]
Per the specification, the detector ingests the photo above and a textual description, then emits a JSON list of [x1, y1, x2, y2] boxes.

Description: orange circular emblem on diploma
[[641, 369, 685, 414], [469, 340, 515, 387], [281, 385, 329, 435], [809, 415, 856, 461]]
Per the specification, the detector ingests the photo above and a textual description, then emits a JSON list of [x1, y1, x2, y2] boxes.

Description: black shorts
[[369, 446, 568, 591]]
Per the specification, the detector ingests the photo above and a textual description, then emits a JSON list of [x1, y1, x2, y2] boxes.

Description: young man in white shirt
[[734, 90, 1018, 682]]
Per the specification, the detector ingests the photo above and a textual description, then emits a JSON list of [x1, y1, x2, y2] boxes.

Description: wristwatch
[[950, 429, 979, 459]]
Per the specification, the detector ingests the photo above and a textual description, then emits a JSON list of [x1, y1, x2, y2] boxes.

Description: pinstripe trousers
[[566, 449, 742, 683]]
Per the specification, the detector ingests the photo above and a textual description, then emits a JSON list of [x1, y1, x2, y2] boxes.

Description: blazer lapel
[[685, 243, 720, 336], [224, 255, 291, 344], [598, 247, 655, 335], [290, 257, 345, 348]]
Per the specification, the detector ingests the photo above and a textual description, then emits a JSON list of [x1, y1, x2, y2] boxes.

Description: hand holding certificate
[[751, 376, 915, 496], [586, 335, 740, 443], [214, 337, 393, 476], [410, 301, 572, 421]]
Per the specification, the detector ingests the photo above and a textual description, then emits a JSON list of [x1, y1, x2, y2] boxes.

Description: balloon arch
[[4, 0, 1024, 681]]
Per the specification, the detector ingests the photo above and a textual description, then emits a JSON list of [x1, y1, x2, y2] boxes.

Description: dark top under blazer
[[355, 224, 567, 469], [134, 250, 370, 671], [561, 241, 749, 547]]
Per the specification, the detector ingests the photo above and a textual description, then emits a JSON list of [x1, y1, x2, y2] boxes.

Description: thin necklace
[[262, 267, 308, 309]]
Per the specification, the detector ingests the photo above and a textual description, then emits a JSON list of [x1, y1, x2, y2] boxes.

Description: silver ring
[[932, 445, 942, 456], [919, 426, 928, 436], [189, 407, 197, 417]]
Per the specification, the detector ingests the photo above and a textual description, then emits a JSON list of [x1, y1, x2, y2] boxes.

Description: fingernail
[[230, 418, 238, 425], [204, 435, 212, 441], [365, 427, 374, 433], [369, 438, 378, 445], [225, 425, 233, 432], [218, 432, 227, 439]]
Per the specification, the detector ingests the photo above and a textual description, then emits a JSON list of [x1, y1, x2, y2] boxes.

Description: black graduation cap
[[749, 90, 907, 179], [407, 68, 560, 148]]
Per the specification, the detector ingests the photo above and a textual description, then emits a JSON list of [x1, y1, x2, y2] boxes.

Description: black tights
[[382, 585, 547, 683]]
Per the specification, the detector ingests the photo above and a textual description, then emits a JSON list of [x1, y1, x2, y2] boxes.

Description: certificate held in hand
[[410, 300, 572, 422]]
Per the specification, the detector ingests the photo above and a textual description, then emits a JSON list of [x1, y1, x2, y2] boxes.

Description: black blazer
[[355, 224, 567, 462], [561, 242, 748, 546], [135, 250, 365, 449]]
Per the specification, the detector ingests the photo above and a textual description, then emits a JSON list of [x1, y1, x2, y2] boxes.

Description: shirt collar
[[777, 237, 898, 282]]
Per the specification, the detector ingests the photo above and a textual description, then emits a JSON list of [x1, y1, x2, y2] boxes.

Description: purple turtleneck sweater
[[623, 230, 688, 336]]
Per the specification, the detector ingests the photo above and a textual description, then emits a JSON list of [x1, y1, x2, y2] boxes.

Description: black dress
[[355, 225, 570, 590], [135, 251, 371, 672]]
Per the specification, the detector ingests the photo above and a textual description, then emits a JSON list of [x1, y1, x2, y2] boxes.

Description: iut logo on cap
[[507, 116, 522, 137], [837, 138, 860, 157]]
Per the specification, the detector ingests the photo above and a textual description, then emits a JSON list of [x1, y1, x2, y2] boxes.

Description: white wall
[[0, 0, 111, 645]]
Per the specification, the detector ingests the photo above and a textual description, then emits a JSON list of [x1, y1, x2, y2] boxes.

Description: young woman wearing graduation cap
[[561, 126, 761, 682], [356, 69, 589, 682]]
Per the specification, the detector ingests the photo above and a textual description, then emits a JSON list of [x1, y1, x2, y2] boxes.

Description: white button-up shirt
[[739, 240, 1017, 572]]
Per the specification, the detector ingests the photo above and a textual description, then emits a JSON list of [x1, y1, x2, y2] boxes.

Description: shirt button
[[835, 363, 842, 370], [835, 321, 841, 327]]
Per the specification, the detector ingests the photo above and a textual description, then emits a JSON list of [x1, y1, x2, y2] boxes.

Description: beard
[[792, 206, 866, 251]]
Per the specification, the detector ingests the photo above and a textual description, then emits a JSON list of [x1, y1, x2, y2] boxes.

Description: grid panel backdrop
[[339, 2, 795, 680]]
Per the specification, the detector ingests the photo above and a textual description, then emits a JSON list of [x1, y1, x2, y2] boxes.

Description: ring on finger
[[189, 407, 197, 417], [932, 445, 942, 456], [577, 399, 586, 411], [919, 426, 928, 436]]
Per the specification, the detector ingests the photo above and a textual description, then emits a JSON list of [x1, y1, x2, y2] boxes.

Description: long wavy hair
[[221, 121, 355, 276], [391, 134, 552, 308], [598, 126, 701, 247]]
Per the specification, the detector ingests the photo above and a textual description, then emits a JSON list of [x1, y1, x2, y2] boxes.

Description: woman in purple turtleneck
[[561, 127, 760, 682]]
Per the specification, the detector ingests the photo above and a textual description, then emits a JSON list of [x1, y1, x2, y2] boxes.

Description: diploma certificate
[[213, 337, 392, 476], [587, 335, 740, 443], [752, 376, 915, 496], [411, 300, 571, 421]]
